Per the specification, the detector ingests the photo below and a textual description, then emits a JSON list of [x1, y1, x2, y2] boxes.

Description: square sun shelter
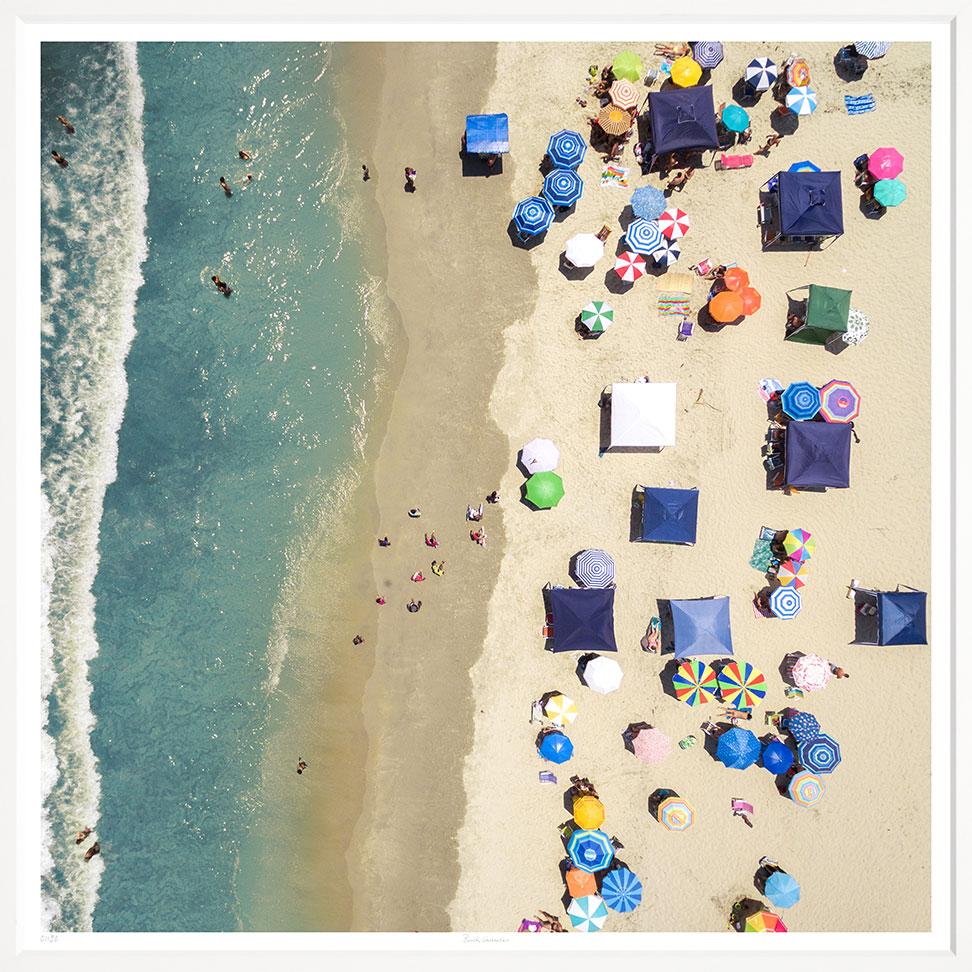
[[464, 113, 510, 155], [670, 596, 734, 659], [762, 170, 844, 246], [647, 86, 720, 170], [609, 383, 677, 450], [639, 486, 699, 544], [785, 421, 852, 489], [787, 284, 852, 345], [549, 587, 618, 653], [854, 587, 928, 646]]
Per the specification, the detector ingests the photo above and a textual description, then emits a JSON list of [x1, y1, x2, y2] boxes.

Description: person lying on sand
[[486, 491, 499, 504], [756, 133, 783, 156], [431, 560, 445, 577], [536, 911, 566, 933], [406, 599, 422, 613], [466, 503, 484, 522], [666, 167, 695, 192], [410, 571, 425, 582], [424, 532, 439, 547], [470, 529, 487, 546], [378, 536, 391, 547]]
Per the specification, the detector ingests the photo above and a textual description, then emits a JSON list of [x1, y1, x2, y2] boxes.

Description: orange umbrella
[[566, 867, 598, 898], [709, 290, 744, 323], [723, 267, 750, 291], [740, 287, 762, 315], [597, 104, 634, 136], [787, 58, 811, 87]]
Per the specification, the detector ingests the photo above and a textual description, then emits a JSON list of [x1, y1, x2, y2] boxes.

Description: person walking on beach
[[211, 274, 232, 297], [352, 634, 364, 646], [84, 841, 100, 862], [404, 166, 417, 192], [362, 164, 370, 181], [297, 758, 308, 775], [220, 176, 233, 197], [756, 133, 783, 156], [378, 536, 391, 547], [406, 599, 422, 613], [51, 150, 69, 169], [75, 827, 92, 845], [56, 115, 76, 135]]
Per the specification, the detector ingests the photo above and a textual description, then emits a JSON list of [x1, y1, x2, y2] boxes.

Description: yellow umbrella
[[597, 104, 634, 136], [543, 693, 578, 726], [573, 795, 605, 830], [671, 56, 702, 87]]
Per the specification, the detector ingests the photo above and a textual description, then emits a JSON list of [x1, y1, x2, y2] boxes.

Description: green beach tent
[[612, 51, 644, 83], [525, 471, 565, 509], [580, 300, 615, 334], [786, 284, 851, 346]]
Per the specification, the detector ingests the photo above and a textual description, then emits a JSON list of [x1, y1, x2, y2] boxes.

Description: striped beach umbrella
[[574, 548, 615, 588], [521, 437, 559, 472], [716, 726, 761, 769], [583, 655, 623, 695], [868, 147, 904, 180], [673, 659, 719, 707], [567, 894, 609, 932], [798, 732, 842, 774], [525, 471, 564, 509], [538, 730, 573, 763], [565, 233, 605, 268], [786, 59, 812, 87], [843, 308, 870, 346], [782, 528, 815, 563], [658, 206, 690, 239], [692, 41, 724, 68], [790, 654, 832, 693], [573, 795, 605, 830], [873, 178, 907, 207], [764, 871, 801, 909], [547, 129, 587, 169], [652, 237, 681, 267], [721, 104, 750, 133], [761, 739, 795, 775], [624, 217, 664, 255], [854, 41, 891, 59], [783, 710, 820, 743], [630, 185, 667, 220], [671, 56, 702, 87], [769, 586, 802, 620], [543, 167, 584, 208], [789, 769, 825, 807], [512, 195, 554, 237], [819, 379, 861, 423], [543, 693, 577, 726], [601, 868, 643, 912], [781, 381, 821, 421], [657, 795, 695, 831], [785, 85, 818, 116], [614, 250, 646, 283], [745, 56, 777, 91], [745, 910, 788, 932], [609, 78, 640, 110], [580, 300, 615, 334], [567, 829, 615, 873], [631, 726, 671, 765], [717, 661, 767, 709], [597, 104, 634, 136], [776, 559, 808, 589]]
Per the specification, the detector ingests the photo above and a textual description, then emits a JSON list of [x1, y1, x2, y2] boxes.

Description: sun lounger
[[677, 317, 694, 341], [716, 153, 754, 171]]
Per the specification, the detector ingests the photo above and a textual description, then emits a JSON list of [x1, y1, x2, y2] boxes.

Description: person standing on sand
[[404, 167, 416, 191], [51, 150, 69, 169], [362, 164, 370, 181], [406, 599, 422, 613], [56, 115, 76, 135], [352, 634, 364, 646]]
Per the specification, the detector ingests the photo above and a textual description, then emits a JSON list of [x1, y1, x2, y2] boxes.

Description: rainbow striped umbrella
[[782, 529, 815, 563], [788, 769, 825, 807], [614, 250, 646, 283], [776, 559, 808, 589], [769, 585, 802, 620], [673, 659, 718, 706], [543, 693, 577, 726], [717, 661, 767, 709], [798, 733, 842, 774], [567, 894, 609, 932], [819, 379, 861, 423], [745, 910, 788, 932], [657, 795, 695, 831]]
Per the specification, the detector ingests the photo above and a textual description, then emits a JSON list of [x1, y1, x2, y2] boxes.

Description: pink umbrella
[[868, 147, 904, 181], [631, 726, 671, 764], [658, 206, 690, 239], [614, 250, 646, 283], [790, 654, 833, 693]]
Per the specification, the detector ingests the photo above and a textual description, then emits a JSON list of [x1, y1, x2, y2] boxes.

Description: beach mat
[[600, 164, 630, 188], [656, 271, 693, 294], [844, 93, 876, 115], [654, 271, 694, 316]]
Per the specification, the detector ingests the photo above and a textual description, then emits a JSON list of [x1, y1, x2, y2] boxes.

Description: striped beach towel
[[844, 93, 876, 115], [600, 164, 630, 187], [657, 295, 691, 316]]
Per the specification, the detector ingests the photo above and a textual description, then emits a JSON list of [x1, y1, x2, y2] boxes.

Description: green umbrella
[[612, 51, 644, 83], [580, 300, 615, 333], [873, 178, 907, 207], [525, 471, 565, 509]]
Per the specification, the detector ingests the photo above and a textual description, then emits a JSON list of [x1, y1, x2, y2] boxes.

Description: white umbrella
[[565, 233, 605, 268], [583, 655, 623, 694], [520, 437, 559, 472], [842, 307, 870, 345], [791, 653, 833, 692]]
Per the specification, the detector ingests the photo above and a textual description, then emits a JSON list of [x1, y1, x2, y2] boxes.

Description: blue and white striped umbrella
[[567, 894, 609, 932], [781, 381, 821, 421], [784, 710, 820, 744], [652, 236, 681, 267], [624, 218, 664, 255], [630, 185, 667, 220], [543, 167, 584, 208], [745, 56, 777, 91], [769, 586, 802, 620], [798, 732, 842, 774], [854, 41, 891, 59], [512, 195, 554, 237], [600, 868, 643, 912], [574, 548, 615, 588], [547, 129, 587, 168], [567, 828, 615, 873], [786, 85, 818, 116], [691, 41, 724, 68]]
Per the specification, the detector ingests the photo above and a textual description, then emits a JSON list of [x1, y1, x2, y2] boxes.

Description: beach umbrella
[[798, 732, 842, 774], [631, 726, 671, 765], [786, 58, 812, 87], [574, 548, 615, 588], [543, 168, 584, 208], [761, 739, 795, 775], [597, 104, 634, 136], [601, 868, 643, 912], [692, 41, 724, 69], [781, 381, 821, 421], [566, 867, 597, 899], [583, 655, 623, 695], [764, 871, 801, 909], [657, 795, 695, 831], [782, 528, 816, 563], [538, 730, 573, 763], [579, 300, 615, 334], [673, 659, 719, 706], [631, 185, 667, 220], [609, 78, 640, 110], [512, 195, 554, 237], [789, 160, 821, 173], [843, 308, 870, 346], [723, 267, 749, 291], [547, 129, 587, 169], [543, 692, 577, 726], [745, 56, 777, 91], [769, 586, 802, 620], [567, 829, 615, 873], [776, 559, 808, 589], [614, 250, 646, 283], [612, 50, 644, 83], [784, 711, 820, 743], [717, 661, 767, 709], [525, 471, 564, 509], [652, 237, 681, 267], [567, 894, 609, 931], [565, 233, 605, 268], [789, 769, 825, 807], [573, 795, 605, 830], [854, 41, 891, 59], [521, 437, 559, 472], [740, 287, 762, 315], [873, 178, 907, 207], [791, 654, 832, 693], [819, 379, 861, 423], [868, 147, 904, 180], [785, 85, 818, 116], [745, 910, 788, 932], [658, 206, 690, 239], [721, 104, 750, 133], [716, 726, 761, 769], [624, 218, 664, 255], [709, 290, 744, 323], [671, 56, 702, 87]]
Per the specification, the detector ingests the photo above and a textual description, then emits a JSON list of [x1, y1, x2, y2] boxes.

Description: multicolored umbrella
[[692, 41, 724, 68], [819, 379, 861, 423], [782, 528, 816, 563], [580, 300, 615, 334], [583, 655, 623, 695], [716, 726, 761, 769], [543, 168, 584, 208], [600, 868, 643, 912], [854, 41, 891, 59], [512, 195, 554, 237], [631, 185, 667, 220], [784, 711, 820, 743], [573, 795, 605, 830], [597, 104, 634, 136], [547, 129, 587, 169], [543, 693, 577, 726], [717, 661, 767, 709], [670, 56, 702, 87], [631, 727, 671, 765], [788, 769, 825, 807], [566, 867, 597, 898], [574, 548, 615, 587], [789, 160, 821, 172], [745, 910, 788, 932], [873, 178, 907, 207], [521, 437, 559, 472], [786, 58, 812, 87], [624, 218, 664, 255], [565, 233, 605, 268], [658, 206, 690, 239], [790, 654, 832, 693], [781, 381, 821, 421], [609, 78, 640, 110], [652, 236, 681, 267], [612, 50, 644, 83], [673, 659, 719, 707], [761, 739, 795, 775], [525, 471, 564, 509], [567, 829, 615, 873], [614, 250, 646, 283], [657, 795, 695, 831], [769, 586, 802, 620], [785, 85, 818, 116], [538, 730, 574, 763], [843, 307, 870, 346], [764, 871, 801, 909], [868, 146, 904, 180], [567, 894, 609, 932], [775, 559, 808, 589], [721, 104, 750, 133], [798, 732, 841, 774], [745, 56, 777, 91]]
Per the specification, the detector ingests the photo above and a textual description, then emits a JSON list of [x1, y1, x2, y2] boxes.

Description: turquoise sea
[[40, 41, 371, 931]]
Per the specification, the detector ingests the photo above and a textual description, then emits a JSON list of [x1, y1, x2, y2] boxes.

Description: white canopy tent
[[608, 382, 677, 449]]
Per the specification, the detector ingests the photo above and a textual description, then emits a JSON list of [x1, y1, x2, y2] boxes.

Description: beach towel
[[844, 93, 876, 115], [750, 538, 775, 572], [539, 771, 558, 784], [600, 164, 630, 188], [659, 271, 693, 294], [656, 295, 691, 317]]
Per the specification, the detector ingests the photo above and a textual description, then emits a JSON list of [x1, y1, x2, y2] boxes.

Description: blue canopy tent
[[670, 596, 733, 658], [762, 170, 844, 246], [784, 421, 852, 489], [549, 587, 618, 653], [465, 113, 509, 155], [854, 587, 927, 645], [639, 486, 698, 544], [647, 86, 719, 170]]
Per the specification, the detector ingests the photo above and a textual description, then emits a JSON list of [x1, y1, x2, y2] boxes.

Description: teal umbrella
[[721, 104, 750, 133], [873, 178, 907, 207]]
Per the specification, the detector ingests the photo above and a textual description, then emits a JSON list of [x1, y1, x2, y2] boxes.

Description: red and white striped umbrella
[[614, 250, 646, 283], [658, 207, 691, 239]]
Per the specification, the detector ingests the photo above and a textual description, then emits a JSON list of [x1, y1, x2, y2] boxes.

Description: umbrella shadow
[[574, 314, 603, 340], [659, 659, 680, 700], [459, 147, 505, 178], [851, 589, 880, 644], [575, 652, 600, 688], [697, 303, 742, 333], [618, 205, 637, 232], [655, 599, 676, 653], [603, 270, 634, 296], [833, 46, 868, 82], [731, 77, 761, 108], [729, 897, 767, 932], [858, 193, 888, 221], [559, 252, 597, 280], [629, 487, 643, 542], [553, 204, 576, 223], [825, 331, 851, 355], [770, 110, 800, 137], [507, 221, 546, 250], [622, 721, 652, 755], [779, 651, 805, 688], [647, 787, 677, 820]]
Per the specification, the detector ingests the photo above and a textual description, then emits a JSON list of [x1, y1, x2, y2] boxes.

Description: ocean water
[[40, 41, 372, 932]]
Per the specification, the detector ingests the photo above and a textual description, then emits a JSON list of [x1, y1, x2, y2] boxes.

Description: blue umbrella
[[538, 730, 573, 763], [600, 867, 643, 912], [784, 710, 820, 743], [764, 870, 801, 908], [798, 733, 841, 774], [761, 739, 795, 775], [624, 218, 664, 255], [630, 185, 667, 220], [789, 160, 821, 173], [692, 41, 724, 68], [781, 381, 822, 421], [566, 828, 615, 873], [769, 586, 802, 620], [543, 168, 584, 208], [547, 129, 587, 168], [512, 195, 554, 237], [745, 57, 777, 91], [854, 41, 891, 59], [716, 726, 761, 769]]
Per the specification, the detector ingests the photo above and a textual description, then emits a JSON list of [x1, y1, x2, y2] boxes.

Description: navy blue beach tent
[[785, 421, 852, 489], [640, 486, 699, 544], [647, 86, 719, 168], [549, 587, 618, 653]]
